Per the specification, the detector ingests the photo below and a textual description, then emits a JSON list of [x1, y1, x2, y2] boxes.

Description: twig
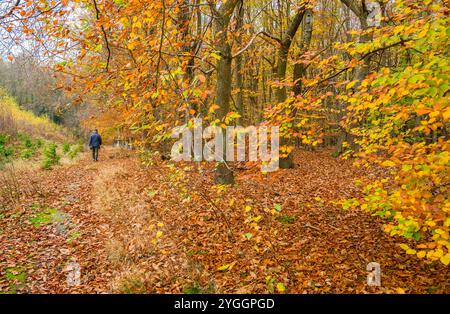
[[0, 0, 20, 21], [309, 39, 411, 90], [155, 0, 166, 82], [92, 0, 111, 71]]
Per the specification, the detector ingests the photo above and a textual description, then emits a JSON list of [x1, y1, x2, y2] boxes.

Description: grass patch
[[68, 144, 83, 159], [183, 285, 202, 294], [186, 249, 209, 257], [276, 214, 296, 224], [116, 275, 146, 294], [1, 266, 27, 294], [0, 133, 14, 164], [62, 142, 71, 154], [183, 282, 214, 294], [28, 207, 64, 228], [66, 231, 82, 244]]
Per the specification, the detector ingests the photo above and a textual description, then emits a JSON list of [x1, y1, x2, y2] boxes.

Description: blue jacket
[[89, 133, 102, 148]]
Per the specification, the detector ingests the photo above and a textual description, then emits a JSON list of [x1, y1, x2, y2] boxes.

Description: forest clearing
[[0, 0, 449, 301]]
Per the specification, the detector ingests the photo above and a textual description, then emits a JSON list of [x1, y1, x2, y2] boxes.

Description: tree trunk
[[293, 9, 313, 96], [275, 9, 305, 103], [235, 0, 244, 123], [276, 7, 306, 169], [335, 0, 373, 156], [213, 0, 240, 185]]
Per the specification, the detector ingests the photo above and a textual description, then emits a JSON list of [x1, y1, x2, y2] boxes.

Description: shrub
[[76, 139, 85, 151], [0, 133, 14, 163], [42, 143, 60, 169], [62, 142, 71, 154], [20, 149, 34, 159], [18, 133, 37, 159], [68, 144, 83, 159], [18, 133, 34, 149], [0, 133, 8, 146], [35, 138, 44, 148]]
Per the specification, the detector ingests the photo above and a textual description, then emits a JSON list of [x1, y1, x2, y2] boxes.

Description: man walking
[[89, 129, 102, 161]]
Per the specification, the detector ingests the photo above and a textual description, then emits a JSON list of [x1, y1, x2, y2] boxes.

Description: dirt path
[[1, 147, 449, 294], [1, 148, 118, 293]]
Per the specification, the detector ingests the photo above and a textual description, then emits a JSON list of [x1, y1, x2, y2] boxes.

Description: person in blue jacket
[[89, 129, 102, 161]]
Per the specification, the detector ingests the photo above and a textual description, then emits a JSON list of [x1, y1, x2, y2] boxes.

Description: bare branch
[[92, 0, 111, 72], [0, 0, 20, 21]]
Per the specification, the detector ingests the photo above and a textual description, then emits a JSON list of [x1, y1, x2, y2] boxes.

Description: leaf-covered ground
[[1, 147, 448, 293]]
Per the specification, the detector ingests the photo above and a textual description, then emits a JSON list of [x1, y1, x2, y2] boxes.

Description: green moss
[[28, 208, 64, 228], [2, 266, 27, 294], [117, 277, 146, 294], [276, 214, 296, 224], [66, 231, 82, 244]]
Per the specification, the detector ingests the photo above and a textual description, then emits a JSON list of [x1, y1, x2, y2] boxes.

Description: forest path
[[1, 147, 449, 294]]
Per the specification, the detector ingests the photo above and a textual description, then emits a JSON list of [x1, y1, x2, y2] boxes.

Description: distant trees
[[0, 57, 83, 132]]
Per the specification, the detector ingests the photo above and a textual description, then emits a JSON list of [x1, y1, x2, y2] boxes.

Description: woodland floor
[[0, 147, 449, 294]]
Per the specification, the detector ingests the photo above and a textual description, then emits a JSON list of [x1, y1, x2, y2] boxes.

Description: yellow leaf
[[434, 249, 444, 258], [417, 251, 426, 258], [209, 104, 219, 113], [399, 243, 409, 251], [156, 231, 163, 238], [210, 52, 221, 60], [346, 81, 357, 90], [381, 160, 396, 167], [276, 282, 286, 293], [440, 254, 450, 266], [244, 205, 252, 212], [217, 261, 236, 272], [252, 215, 262, 222], [443, 108, 450, 122]]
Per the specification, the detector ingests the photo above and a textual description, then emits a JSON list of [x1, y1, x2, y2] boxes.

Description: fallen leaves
[[217, 261, 237, 272], [1, 147, 449, 294]]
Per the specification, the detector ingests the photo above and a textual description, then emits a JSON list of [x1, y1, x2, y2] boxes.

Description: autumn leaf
[[276, 282, 286, 293], [217, 261, 236, 272]]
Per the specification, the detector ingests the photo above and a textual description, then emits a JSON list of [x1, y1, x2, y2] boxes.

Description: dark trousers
[[92, 146, 99, 161]]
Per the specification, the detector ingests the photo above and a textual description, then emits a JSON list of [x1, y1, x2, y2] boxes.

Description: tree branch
[[92, 0, 111, 72], [310, 39, 411, 89], [0, 0, 20, 21], [232, 31, 263, 58], [156, 0, 166, 82]]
